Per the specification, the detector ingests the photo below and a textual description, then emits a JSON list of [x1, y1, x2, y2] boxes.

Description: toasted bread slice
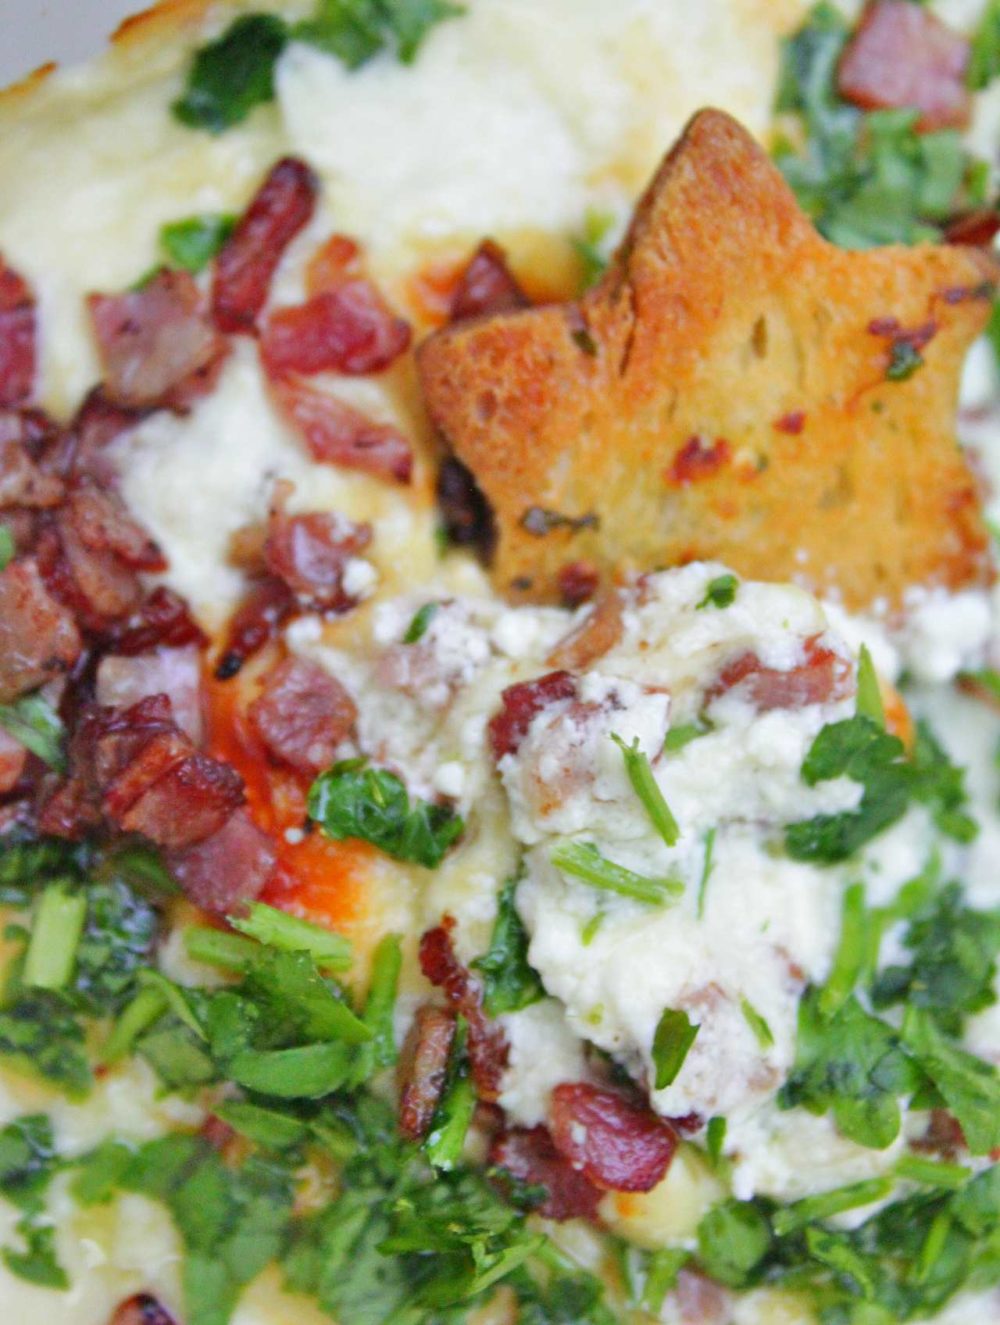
[[418, 109, 996, 609]]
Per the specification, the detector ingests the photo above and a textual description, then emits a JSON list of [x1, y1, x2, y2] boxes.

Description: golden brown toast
[[417, 109, 997, 609]]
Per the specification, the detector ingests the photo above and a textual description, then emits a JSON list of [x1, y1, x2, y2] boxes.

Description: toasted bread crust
[[418, 109, 996, 609]]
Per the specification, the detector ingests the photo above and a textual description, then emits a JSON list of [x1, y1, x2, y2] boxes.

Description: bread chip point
[[417, 109, 997, 610]]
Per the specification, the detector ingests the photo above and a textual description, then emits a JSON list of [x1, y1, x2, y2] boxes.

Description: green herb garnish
[[611, 732, 680, 847], [550, 841, 684, 907], [471, 878, 544, 1017], [652, 1008, 698, 1089], [172, 14, 290, 133], [160, 213, 236, 271], [697, 573, 739, 610], [231, 902, 352, 971], [0, 692, 65, 771], [402, 601, 439, 643], [740, 998, 774, 1050]]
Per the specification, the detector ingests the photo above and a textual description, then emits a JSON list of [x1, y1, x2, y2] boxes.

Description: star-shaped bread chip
[[417, 110, 997, 609]]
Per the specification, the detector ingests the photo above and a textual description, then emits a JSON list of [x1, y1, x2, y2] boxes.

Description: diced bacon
[[549, 1082, 678, 1193], [166, 806, 277, 915], [837, 0, 971, 131], [556, 560, 600, 607], [63, 485, 164, 571], [306, 233, 363, 296], [0, 558, 82, 703], [436, 456, 496, 559], [110, 587, 207, 657], [489, 1125, 602, 1221], [0, 441, 64, 509], [262, 282, 411, 378], [419, 917, 508, 1102], [912, 1109, 967, 1159], [270, 376, 413, 483], [488, 671, 578, 761], [88, 269, 228, 411], [0, 407, 57, 450], [249, 656, 356, 774], [547, 588, 624, 671], [944, 210, 1000, 248], [37, 520, 139, 631], [265, 502, 372, 610], [0, 256, 36, 407], [212, 157, 319, 335], [708, 636, 853, 712], [666, 436, 731, 486], [397, 1004, 457, 1141], [450, 240, 530, 322], [43, 387, 147, 483], [0, 727, 27, 795], [214, 576, 296, 681], [109, 1294, 178, 1325], [97, 646, 205, 743]]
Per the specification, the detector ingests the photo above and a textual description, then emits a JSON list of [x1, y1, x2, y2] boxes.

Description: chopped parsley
[[696, 573, 739, 610], [308, 760, 464, 867], [471, 878, 544, 1017], [159, 213, 236, 271], [550, 841, 684, 907], [610, 733, 680, 847], [0, 1114, 66, 1289], [297, 0, 464, 68], [651, 1008, 698, 1089], [0, 691, 65, 771]]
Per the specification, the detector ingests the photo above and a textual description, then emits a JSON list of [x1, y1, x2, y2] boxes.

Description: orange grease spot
[[204, 675, 369, 932]]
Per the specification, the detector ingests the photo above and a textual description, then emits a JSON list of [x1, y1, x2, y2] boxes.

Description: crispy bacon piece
[[397, 1004, 457, 1141], [450, 240, 530, 323], [212, 157, 319, 334], [63, 485, 164, 571], [0, 559, 82, 703], [708, 636, 853, 712], [419, 917, 508, 1102], [262, 282, 411, 378], [97, 646, 204, 743], [166, 806, 277, 915], [490, 1125, 602, 1221], [265, 502, 372, 610], [111, 587, 207, 657], [488, 671, 578, 761], [837, 0, 971, 131], [271, 376, 413, 483], [944, 210, 1000, 249], [0, 257, 36, 407], [110, 1295, 178, 1325], [249, 656, 356, 774], [214, 576, 296, 681], [0, 441, 64, 509], [549, 1082, 678, 1193], [43, 387, 148, 483], [88, 269, 228, 411], [306, 234, 363, 295], [0, 407, 56, 449], [547, 587, 623, 670], [666, 436, 731, 486], [556, 560, 600, 607], [0, 728, 27, 795]]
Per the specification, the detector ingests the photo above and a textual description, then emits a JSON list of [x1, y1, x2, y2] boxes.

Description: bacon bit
[[436, 456, 496, 559], [109, 1295, 178, 1325], [397, 1004, 457, 1140], [63, 485, 165, 571], [306, 233, 363, 296], [111, 586, 207, 657], [0, 440, 64, 509], [212, 157, 319, 335], [419, 917, 508, 1102], [0, 727, 27, 795], [912, 1109, 967, 1159], [88, 269, 228, 411], [450, 240, 530, 323], [547, 588, 624, 671], [837, 0, 971, 132], [0, 558, 82, 703], [709, 636, 853, 712], [549, 1082, 678, 1193], [262, 282, 411, 378], [0, 256, 36, 407], [669, 1111, 704, 1136], [214, 576, 296, 681], [490, 1124, 602, 1221], [488, 671, 578, 761], [198, 1115, 238, 1153], [249, 656, 356, 774], [96, 646, 205, 744], [556, 560, 600, 607], [265, 500, 372, 611], [167, 806, 277, 916], [944, 209, 1000, 248], [666, 436, 731, 486], [40, 388, 147, 485], [270, 376, 413, 484], [774, 410, 806, 436], [0, 407, 56, 450]]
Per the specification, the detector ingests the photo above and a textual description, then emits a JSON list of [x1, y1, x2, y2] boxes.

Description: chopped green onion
[[581, 909, 604, 946], [696, 828, 716, 921], [23, 885, 87, 991], [0, 693, 66, 771], [550, 842, 683, 907], [230, 902, 352, 971], [214, 1099, 309, 1150], [740, 998, 774, 1050], [771, 1176, 895, 1236], [641, 1247, 688, 1314], [0, 526, 13, 571], [818, 883, 867, 1021], [914, 1211, 953, 1284], [664, 720, 712, 753], [610, 733, 680, 846], [706, 1116, 727, 1166], [136, 970, 207, 1040], [184, 926, 261, 970], [403, 602, 439, 643], [652, 1008, 699, 1089], [102, 986, 168, 1065], [855, 645, 884, 727], [895, 1154, 972, 1190], [229, 1041, 355, 1099]]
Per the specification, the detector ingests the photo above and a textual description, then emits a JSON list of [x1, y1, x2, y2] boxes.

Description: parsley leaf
[[308, 761, 464, 868], [0, 1114, 67, 1288], [855, 643, 884, 726], [297, 0, 463, 68], [901, 1007, 1000, 1156], [0, 691, 65, 770], [0, 989, 92, 1097], [652, 1007, 698, 1088], [909, 721, 978, 844], [697, 572, 739, 609], [160, 213, 236, 271], [968, 0, 1000, 90], [471, 878, 544, 1017], [172, 14, 290, 134]]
